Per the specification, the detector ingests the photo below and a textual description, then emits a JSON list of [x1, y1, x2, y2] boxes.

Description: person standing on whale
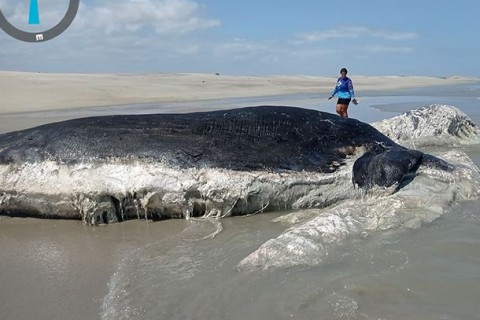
[[328, 67, 358, 118]]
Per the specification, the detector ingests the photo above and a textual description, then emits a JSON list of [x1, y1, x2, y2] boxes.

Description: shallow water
[[1, 84, 480, 320]]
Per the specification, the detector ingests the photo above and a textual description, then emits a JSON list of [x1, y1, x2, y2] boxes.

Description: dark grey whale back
[[0, 106, 394, 170], [0, 106, 449, 189]]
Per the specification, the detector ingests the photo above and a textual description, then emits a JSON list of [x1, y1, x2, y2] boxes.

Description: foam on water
[[101, 220, 215, 320]]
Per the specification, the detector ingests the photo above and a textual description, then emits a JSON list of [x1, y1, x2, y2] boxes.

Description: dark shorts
[[337, 98, 351, 106]]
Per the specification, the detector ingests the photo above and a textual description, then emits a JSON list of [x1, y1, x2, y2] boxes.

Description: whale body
[[0, 106, 450, 224]]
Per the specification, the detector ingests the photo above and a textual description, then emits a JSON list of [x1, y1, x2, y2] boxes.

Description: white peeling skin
[[0, 155, 363, 225], [372, 104, 480, 148], [236, 150, 480, 271]]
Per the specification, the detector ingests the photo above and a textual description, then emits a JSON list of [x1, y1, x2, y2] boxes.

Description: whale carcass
[[0, 106, 456, 224]]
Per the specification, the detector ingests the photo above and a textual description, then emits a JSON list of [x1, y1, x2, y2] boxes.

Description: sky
[[0, 0, 479, 76]]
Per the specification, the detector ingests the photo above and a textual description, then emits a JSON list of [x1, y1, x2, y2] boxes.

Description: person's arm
[[348, 79, 358, 104], [328, 80, 339, 99], [348, 79, 355, 99]]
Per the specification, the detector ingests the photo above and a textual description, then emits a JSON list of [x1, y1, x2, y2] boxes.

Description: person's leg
[[336, 98, 351, 119], [336, 104, 349, 118], [336, 103, 343, 116], [342, 105, 349, 118]]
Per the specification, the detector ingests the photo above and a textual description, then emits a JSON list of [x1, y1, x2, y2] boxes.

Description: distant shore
[[0, 71, 475, 114]]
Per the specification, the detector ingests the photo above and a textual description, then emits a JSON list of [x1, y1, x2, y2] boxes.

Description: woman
[[328, 68, 358, 118]]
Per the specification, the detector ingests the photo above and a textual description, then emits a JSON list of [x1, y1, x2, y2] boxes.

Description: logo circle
[[0, 0, 79, 42]]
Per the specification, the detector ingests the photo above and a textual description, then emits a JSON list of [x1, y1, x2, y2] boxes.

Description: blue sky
[[0, 0, 479, 76]]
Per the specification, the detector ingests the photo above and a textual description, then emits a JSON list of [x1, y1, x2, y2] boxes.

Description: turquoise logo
[[29, 0, 40, 25]]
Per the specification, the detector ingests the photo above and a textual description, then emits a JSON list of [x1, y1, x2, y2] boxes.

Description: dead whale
[[0, 106, 450, 224]]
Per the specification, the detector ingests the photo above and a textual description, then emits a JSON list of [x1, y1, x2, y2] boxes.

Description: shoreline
[[1, 71, 476, 114]]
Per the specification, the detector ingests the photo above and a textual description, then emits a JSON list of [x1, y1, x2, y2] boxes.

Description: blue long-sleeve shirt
[[331, 77, 355, 99]]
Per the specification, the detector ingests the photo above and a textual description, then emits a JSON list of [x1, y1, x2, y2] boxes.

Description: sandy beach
[[0, 71, 475, 114], [1, 71, 480, 320]]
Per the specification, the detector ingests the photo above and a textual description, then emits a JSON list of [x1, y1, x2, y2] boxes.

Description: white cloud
[[286, 48, 336, 60], [295, 27, 418, 43], [211, 38, 290, 66], [362, 45, 414, 53], [213, 39, 261, 57], [76, 0, 220, 36]]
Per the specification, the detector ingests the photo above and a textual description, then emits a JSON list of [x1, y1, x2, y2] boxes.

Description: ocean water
[[1, 84, 480, 320]]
